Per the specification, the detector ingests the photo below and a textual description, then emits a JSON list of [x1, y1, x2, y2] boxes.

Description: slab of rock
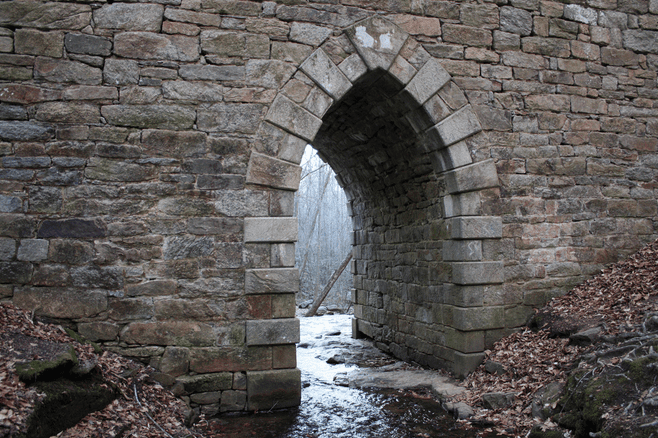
[[482, 392, 517, 410], [347, 367, 464, 399]]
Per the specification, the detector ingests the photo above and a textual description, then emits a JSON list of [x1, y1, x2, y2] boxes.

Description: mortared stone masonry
[[1, 0, 658, 414]]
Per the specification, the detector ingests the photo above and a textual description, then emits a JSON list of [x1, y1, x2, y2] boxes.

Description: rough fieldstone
[[48, 239, 93, 265], [500, 7, 532, 35], [345, 15, 408, 70], [0, 104, 27, 121], [178, 373, 232, 393], [246, 318, 300, 345], [0, 195, 22, 213], [163, 236, 214, 260], [246, 152, 302, 191], [200, 30, 269, 59], [34, 58, 102, 85], [159, 346, 190, 377], [101, 105, 195, 130], [482, 392, 516, 410], [13, 287, 107, 318], [244, 218, 298, 243], [0, 2, 91, 30], [179, 64, 244, 81], [622, 30, 658, 54], [103, 59, 139, 85], [247, 369, 301, 411], [0, 121, 54, 141], [221, 390, 247, 412], [64, 33, 112, 57], [93, 4, 164, 31], [78, 322, 120, 342], [35, 102, 100, 124], [246, 60, 296, 89], [290, 22, 332, 46], [214, 190, 268, 217], [120, 321, 216, 347], [197, 104, 265, 134], [71, 265, 123, 289], [17, 239, 48, 262], [38, 218, 106, 239], [14, 29, 63, 58], [114, 33, 199, 62], [0, 262, 32, 284], [0, 238, 16, 261]]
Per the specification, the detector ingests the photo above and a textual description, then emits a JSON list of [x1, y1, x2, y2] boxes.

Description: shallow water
[[202, 314, 495, 438]]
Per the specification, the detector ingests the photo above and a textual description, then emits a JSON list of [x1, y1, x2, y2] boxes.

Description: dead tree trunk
[[305, 252, 353, 317]]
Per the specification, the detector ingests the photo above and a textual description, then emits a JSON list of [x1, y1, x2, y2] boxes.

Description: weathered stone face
[[1, 0, 658, 410]]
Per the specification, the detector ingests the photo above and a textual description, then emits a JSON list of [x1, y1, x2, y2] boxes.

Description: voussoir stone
[[245, 269, 300, 294], [93, 3, 164, 31], [246, 318, 300, 345]]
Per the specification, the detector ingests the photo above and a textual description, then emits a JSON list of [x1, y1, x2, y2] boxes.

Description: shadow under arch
[[247, 16, 504, 377]]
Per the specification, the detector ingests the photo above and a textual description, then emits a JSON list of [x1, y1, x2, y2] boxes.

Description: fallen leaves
[[0, 303, 196, 438], [452, 238, 658, 436]]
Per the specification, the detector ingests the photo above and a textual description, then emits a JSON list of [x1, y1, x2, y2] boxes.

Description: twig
[[133, 383, 175, 438]]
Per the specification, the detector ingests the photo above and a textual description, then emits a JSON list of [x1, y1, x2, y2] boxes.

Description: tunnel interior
[[311, 69, 453, 369]]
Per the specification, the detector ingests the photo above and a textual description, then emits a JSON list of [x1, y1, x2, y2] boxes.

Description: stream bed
[[201, 313, 497, 438]]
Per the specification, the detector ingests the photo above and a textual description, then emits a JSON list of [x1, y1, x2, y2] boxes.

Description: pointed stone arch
[[245, 16, 504, 378]]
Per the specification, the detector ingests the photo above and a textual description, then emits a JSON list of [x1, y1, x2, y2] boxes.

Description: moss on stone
[[15, 345, 78, 382]]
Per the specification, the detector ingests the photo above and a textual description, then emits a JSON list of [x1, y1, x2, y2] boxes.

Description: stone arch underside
[[246, 16, 504, 379]]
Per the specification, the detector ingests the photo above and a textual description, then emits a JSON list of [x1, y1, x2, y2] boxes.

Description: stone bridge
[[1, 0, 658, 415]]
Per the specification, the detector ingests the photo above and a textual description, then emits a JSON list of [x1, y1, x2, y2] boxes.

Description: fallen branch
[[305, 251, 353, 317]]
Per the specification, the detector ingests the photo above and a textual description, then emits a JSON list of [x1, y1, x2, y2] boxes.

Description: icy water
[[202, 314, 496, 438]]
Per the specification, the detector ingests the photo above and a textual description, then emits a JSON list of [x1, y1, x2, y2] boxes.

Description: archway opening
[[310, 68, 451, 369], [295, 145, 353, 313]]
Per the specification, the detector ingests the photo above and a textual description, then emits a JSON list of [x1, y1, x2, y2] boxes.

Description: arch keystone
[[345, 16, 409, 71]]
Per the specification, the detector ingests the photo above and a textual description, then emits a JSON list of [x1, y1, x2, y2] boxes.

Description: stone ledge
[[445, 159, 499, 194], [246, 318, 300, 346], [245, 268, 299, 294], [244, 217, 298, 243], [452, 351, 486, 379], [449, 216, 503, 239], [451, 261, 504, 285], [247, 368, 301, 411]]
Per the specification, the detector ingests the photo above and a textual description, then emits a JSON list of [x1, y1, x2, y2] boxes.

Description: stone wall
[[0, 0, 657, 413]]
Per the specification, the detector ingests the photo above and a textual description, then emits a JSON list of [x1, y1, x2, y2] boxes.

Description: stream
[[202, 313, 497, 438]]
